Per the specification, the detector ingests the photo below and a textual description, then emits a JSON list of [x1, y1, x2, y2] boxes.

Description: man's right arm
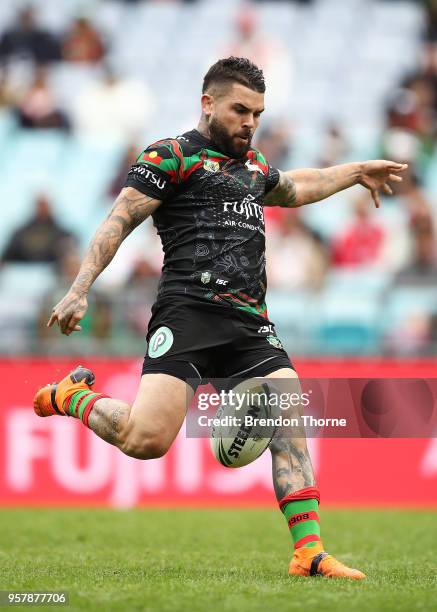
[[48, 187, 161, 335]]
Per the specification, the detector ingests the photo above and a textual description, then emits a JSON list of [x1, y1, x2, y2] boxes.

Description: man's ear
[[201, 93, 214, 118]]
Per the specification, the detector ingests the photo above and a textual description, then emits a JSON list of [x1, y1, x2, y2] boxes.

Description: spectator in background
[[255, 120, 293, 227], [390, 161, 431, 205], [384, 311, 433, 356], [14, 65, 70, 130], [255, 0, 313, 3], [384, 43, 437, 168], [384, 85, 435, 161], [72, 67, 153, 143], [394, 213, 437, 287], [416, 42, 437, 116], [0, 6, 60, 65], [384, 149, 436, 235], [37, 249, 112, 350], [255, 120, 292, 169], [2, 193, 76, 264], [108, 143, 140, 199], [424, 0, 437, 42], [62, 17, 105, 64], [122, 257, 160, 337], [0, 67, 17, 107], [128, 258, 159, 284], [221, 3, 292, 116], [331, 193, 386, 268], [385, 86, 432, 137], [117, 0, 200, 2], [383, 209, 437, 356], [317, 122, 349, 168], [377, 129, 434, 271], [266, 209, 328, 291]]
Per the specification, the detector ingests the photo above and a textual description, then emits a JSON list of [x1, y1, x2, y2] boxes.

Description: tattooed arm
[[48, 187, 161, 335], [264, 160, 407, 209]]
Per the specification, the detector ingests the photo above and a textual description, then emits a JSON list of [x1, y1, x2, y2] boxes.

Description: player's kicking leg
[[33, 365, 191, 458], [266, 368, 366, 579]]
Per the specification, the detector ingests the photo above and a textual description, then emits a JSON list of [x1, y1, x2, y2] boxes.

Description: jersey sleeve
[[265, 163, 280, 194], [123, 140, 183, 201], [251, 148, 280, 194]]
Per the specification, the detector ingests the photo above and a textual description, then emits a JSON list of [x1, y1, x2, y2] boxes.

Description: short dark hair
[[202, 57, 265, 95]]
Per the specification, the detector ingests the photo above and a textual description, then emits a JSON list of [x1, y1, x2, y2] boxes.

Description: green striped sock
[[67, 390, 91, 417], [66, 390, 102, 423], [282, 499, 321, 549]]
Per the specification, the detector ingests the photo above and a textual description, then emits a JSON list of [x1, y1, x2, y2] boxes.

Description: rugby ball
[[209, 378, 278, 468]]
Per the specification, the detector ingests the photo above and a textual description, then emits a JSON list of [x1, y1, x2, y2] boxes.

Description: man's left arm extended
[[264, 160, 408, 209]]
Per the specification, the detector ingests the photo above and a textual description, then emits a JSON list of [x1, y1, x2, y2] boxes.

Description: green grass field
[[0, 509, 435, 611]]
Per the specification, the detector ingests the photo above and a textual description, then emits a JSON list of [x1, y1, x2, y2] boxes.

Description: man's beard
[[209, 117, 252, 159]]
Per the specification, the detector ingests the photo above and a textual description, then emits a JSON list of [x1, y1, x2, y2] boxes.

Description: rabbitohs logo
[[245, 159, 264, 175], [148, 326, 174, 358]]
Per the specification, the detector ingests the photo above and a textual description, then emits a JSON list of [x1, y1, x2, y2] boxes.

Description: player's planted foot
[[33, 365, 95, 417], [278, 487, 366, 579], [289, 543, 366, 579]]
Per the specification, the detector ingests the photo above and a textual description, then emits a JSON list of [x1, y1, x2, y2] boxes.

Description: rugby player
[[34, 57, 407, 579]]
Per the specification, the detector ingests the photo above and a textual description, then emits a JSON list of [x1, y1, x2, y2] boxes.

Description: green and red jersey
[[124, 129, 280, 319]]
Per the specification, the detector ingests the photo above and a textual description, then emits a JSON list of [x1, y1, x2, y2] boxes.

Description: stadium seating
[[0, 263, 56, 353], [313, 288, 382, 354], [383, 286, 437, 331], [267, 289, 314, 353], [0, 0, 434, 356]]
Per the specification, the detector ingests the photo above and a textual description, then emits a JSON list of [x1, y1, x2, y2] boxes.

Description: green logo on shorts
[[148, 326, 174, 358], [266, 335, 283, 350]]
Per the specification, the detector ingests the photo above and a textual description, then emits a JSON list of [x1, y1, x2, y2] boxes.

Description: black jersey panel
[[124, 129, 280, 319]]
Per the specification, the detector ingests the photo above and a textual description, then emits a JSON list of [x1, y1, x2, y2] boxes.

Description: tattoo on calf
[[270, 438, 315, 500], [111, 407, 125, 435], [87, 400, 130, 446]]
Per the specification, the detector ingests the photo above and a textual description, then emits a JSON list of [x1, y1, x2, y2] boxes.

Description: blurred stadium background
[[1, 0, 437, 357], [0, 0, 436, 510]]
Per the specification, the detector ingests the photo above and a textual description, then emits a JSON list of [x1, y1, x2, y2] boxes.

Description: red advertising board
[[0, 358, 436, 507]]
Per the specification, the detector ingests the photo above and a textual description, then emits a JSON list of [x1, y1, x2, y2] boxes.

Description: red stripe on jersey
[[183, 161, 203, 180], [169, 140, 185, 182]]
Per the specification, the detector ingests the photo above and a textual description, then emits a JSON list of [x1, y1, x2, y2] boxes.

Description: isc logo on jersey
[[148, 326, 174, 358]]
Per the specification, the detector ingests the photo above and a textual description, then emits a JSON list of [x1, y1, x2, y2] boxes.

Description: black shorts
[[142, 295, 294, 388]]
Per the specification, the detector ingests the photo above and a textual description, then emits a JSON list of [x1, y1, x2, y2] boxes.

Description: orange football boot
[[289, 543, 366, 579], [33, 366, 95, 417]]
